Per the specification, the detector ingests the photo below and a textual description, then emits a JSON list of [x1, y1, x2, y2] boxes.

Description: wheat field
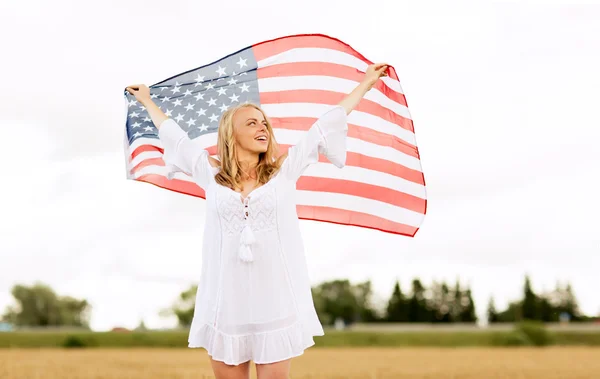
[[1, 347, 599, 379]]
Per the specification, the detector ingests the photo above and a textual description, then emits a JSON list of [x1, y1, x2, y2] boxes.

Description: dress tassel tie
[[239, 224, 256, 262]]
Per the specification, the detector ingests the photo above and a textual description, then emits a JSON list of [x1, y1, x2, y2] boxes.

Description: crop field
[[1, 347, 600, 379]]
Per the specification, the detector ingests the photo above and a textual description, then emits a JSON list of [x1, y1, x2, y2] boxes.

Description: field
[[1, 347, 600, 379]]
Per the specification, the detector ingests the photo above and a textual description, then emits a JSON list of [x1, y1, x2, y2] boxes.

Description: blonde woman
[[125, 62, 388, 379]]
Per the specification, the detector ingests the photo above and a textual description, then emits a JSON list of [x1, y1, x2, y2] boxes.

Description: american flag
[[123, 34, 427, 236]]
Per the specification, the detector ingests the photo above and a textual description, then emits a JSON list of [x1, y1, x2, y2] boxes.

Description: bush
[[501, 331, 532, 346], [62, 335, 86, 348], [515, 321, 554, 346]]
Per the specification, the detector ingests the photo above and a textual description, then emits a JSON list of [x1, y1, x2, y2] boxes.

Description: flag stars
[[198, 124, 209, 132], [165, 108, 173, 117], [161, 96, 171, 103], [194, 92, 205, 101], [207, 97, 217, 106], [184, 103, 195, 111], [240, 83, 250, 93], [150, 93, 158, 99], [209, 114, 219, 123], [206, 82, 215, 90], [128, 99, 137, 107], [144, 126, 154, 132], [172, 98, 183, 106], [194, 74, 205, 84], [216, 65, 227, 76], [217, 87, 227, 96], [171, 85, 181, 94], [219, 103, 229, 112], [196, 108, 207, 116], [131, 121, 142, 128], [183, 89, 193, 96], [129, 111, 140, 118], [175, 113, 185, 122], [236, 57, 248, 68], [228, 77, 238, 86], [229, 93, 240, 103], [185, 118, 197, 127]]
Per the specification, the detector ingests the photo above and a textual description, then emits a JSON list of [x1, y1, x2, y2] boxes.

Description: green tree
[[408, 279, 430, 322], [385, 280, 408, 322], [487, 296, 499, 323], [161, 284, 197, 327], [429, 281, 452, 323], [458, 287, 477, 322], [312, 279, 359, 325], [1, 282, 90, 328], [522, 275, 539, 320], [353, 280, 380, 322]]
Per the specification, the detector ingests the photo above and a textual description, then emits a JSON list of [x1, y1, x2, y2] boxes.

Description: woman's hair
[[213, 102, 283, 191]]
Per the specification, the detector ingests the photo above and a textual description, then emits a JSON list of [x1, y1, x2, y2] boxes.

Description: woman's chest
[[206, 179, 288, 236]]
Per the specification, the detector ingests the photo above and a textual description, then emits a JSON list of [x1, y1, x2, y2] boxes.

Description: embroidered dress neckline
[[216, 171, 281, 203]]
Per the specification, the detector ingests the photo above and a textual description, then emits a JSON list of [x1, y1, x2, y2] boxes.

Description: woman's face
[[232, 106, 270, 154]]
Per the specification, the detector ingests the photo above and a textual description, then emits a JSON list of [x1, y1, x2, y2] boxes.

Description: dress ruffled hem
[[188, 319, 324, 366]]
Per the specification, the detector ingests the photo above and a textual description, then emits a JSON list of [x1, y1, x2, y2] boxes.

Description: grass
[[1, 347, 600, 378], [1, 328, 599, 348]]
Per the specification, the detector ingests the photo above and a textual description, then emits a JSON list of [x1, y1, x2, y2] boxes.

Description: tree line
[[2, 275, 596, 328]]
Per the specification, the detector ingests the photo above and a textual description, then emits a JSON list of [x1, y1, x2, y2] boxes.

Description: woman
[[125, 62, 388, 379]]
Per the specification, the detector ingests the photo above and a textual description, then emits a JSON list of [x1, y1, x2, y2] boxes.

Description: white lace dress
[[158, 105, 348, 365]]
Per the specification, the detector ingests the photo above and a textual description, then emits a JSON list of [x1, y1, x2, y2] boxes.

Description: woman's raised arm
[[337, 63, 389, 115], [125, 84, 168, 128]]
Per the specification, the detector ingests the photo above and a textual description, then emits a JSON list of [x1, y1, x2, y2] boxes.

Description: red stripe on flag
[[296, 205, 418, 236], [257, 62, 407, 107], [297, 177, 426, 214], [131, 144, 161, 161], [131, 157, 165, 175], [277, 144, 424, 186], [136, 174, 205, 198], [130, 142, 423, 186], [260, 90, 413, 132], [253, 34, 370, 64], [251, 34, 402, 83], [269, 117, 418, 158]]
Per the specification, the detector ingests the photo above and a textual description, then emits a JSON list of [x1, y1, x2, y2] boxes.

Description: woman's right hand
[[125, 84, 152, 104]]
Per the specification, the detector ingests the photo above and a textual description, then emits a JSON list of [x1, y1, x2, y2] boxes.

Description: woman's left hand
[[363, 63, 389, 90]]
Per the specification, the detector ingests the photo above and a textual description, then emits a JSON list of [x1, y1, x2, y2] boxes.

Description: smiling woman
[[212, 103, 284, 199], [124, 62, 388, 379]]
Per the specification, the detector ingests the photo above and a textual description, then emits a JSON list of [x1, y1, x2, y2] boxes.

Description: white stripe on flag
[[262, 103, 416, 145], [257, 76, 411, 120], [295, 190, 424, 227], [256, 47, 404, 94], [273, 129, 422, 171]]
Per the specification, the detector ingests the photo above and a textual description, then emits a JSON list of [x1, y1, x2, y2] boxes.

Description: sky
[[1, 0, 599, 331]]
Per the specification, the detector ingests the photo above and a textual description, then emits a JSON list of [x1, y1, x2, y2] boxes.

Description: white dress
[[158, 105, 348, 365]]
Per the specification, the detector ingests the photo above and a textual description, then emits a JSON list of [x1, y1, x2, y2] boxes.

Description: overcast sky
[[1, 0, 599, 331]]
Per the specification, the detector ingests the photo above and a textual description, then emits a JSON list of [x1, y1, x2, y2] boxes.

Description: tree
[[458, 287, 477, 322], [353, 280, 380, 322], [407, 279, 430, 322], [497, 301, 522, 322], [428, 281, 452, 323], [1, 282, 91, 328], [487, 296, 499, 323], [161, 284, 197, 327], [385, 280, 408, 322], [522, 275, 539, 320], [312, 280, 360, 325]]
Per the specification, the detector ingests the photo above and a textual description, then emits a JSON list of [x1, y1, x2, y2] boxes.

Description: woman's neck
[[237, 149, 260, 179]]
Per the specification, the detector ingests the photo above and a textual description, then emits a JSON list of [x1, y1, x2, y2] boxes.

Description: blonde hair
[[214, 102, 284, 191]]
